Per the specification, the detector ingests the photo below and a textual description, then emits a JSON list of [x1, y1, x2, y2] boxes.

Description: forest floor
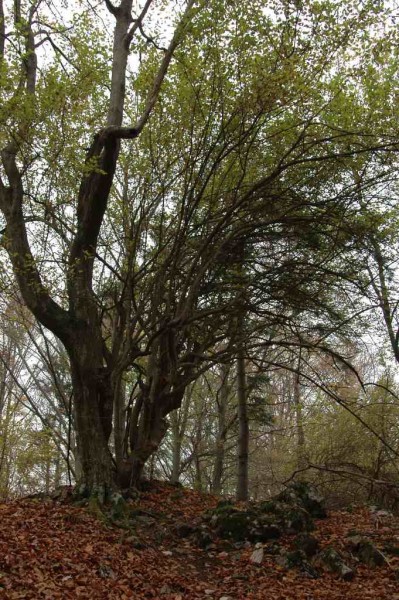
[[0, 481, 399, 599]]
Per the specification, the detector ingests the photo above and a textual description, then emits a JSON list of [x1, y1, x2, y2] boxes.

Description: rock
[[160, 585, 172, 595], [264, 543, 281, 555], [276, 482, 327, 519], [357, 543, 387, 567], [316, 547, 355, 581], [50, 486, 73, 501], [110, 493, 128, 521], [125, 536, 146, 550], [347, 534, 388, 567], [294, 533, 320, 557], [161, 550, 173, 557], [205, 482, 325, 545], [98, 564, 115, 578], [286, 550, 306, 568], [250, 547, 264, 565], [135, 514, 157, 526], [259, 499, 314, 533], [216, 510, 256, 541], [285, 505, 314, 532], [194, 526, 213, 549], [257, 523, 282, 541], [174, 522, 194, 538]]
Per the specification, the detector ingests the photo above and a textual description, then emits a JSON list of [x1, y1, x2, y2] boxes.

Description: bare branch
[[132, 0, 197, 136], [126, 0, 154, 47]]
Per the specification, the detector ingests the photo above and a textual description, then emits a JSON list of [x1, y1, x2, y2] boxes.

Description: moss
[[286, 506, 314, 532], [259, 501, 276, 513], [286, 550, 305, 568], [357, 541, 387, 567], [217, 511, 254, 541], [87, 494, 107, 523]]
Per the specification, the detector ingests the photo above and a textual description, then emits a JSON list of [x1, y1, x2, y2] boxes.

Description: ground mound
[[0, 481, 398, 599]]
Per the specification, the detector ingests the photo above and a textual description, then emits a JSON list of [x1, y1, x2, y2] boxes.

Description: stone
[[357, 542, 387, 567], [347, 535, 388, 567], [98, 564, 115, 579], [174, 522, 194, 538], [316, 547, 355, 581], [124, 535, 146, 549], [276, 482, 327, 519], [294, 533, 319, 557], [250, 547, 264, 565], [257, 523, 281, 541], [216, 510, 256, 541], [194, 527, 213, 549]]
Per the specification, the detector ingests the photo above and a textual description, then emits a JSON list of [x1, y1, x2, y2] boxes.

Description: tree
[[0, 0, 198, 497], [1, 0, 397, 498]]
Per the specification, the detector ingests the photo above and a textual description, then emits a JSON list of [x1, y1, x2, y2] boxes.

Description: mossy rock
[[277, 482, 327, 519], [347, 534, 387, 567], [216, 511, 257, 541], [286, 550, 306, 568], [259, 500, 277, 513], [194, 527, 214, 549], [357, 542, 387, 567], [256, 523, 281, 541], [216, 499, 235, 510], [294, 533, 319, 557], [285, 505, 314, 532], [316, 547, 355, 581]]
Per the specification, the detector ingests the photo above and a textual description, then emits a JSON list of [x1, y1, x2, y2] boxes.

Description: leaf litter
[[0, 482, 398, 599]]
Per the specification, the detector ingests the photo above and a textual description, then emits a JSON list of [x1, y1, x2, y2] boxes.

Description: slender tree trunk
[[113, 376, 126, 470], [236, 342, 249, 501], [170, 410, 182, 484], [212, 364, 229, 495], [293, 360, 306, 474]]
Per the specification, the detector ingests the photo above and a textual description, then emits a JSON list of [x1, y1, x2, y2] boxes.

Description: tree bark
[[236, 343, 249, 501], [170, 410, 182, 484], [70, 357, 115, 496], [293, 364, 306, 474], [113, 376, 126, 470], [212, 364, 230, 495]]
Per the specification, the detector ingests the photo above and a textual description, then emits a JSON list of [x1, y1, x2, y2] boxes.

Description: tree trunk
[[212, 365, 230, 495], [70, 357, 115, 498], [113, 375, 126, 470], [293, 361, 306, 474], [236, 344, 249, 501], [170, 410, 182, 484]]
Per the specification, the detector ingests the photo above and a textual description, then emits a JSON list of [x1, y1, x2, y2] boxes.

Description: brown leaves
[[0, 486, 398, 599]]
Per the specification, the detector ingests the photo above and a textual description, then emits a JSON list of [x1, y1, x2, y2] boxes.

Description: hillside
[[0, 482, 399, 599]]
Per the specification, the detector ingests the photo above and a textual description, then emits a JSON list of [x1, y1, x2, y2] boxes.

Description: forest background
[[1, 0, 399, 507]]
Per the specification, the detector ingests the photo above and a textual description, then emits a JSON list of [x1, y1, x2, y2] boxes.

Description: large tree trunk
[[69, 347, 115, 497], [128, 392, 169, 487]]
